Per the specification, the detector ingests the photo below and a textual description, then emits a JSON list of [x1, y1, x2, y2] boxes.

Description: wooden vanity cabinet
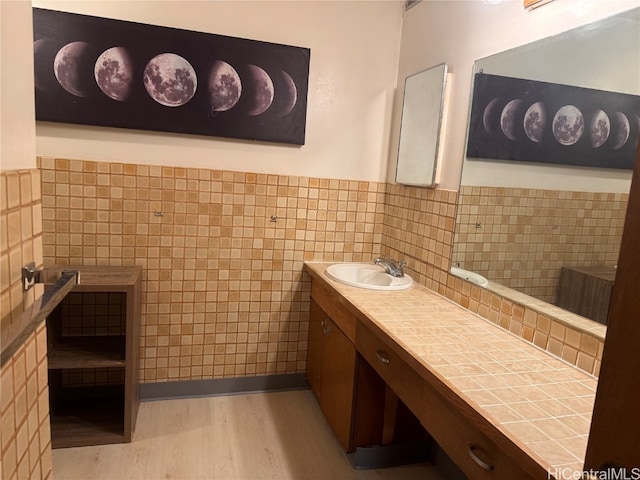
[[306, 299, 357, 450], [307, 295, 423, 454]]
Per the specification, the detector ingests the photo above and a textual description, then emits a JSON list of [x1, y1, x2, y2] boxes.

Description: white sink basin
[[451, 267, 489, 287], [325, 263, 413, 291]]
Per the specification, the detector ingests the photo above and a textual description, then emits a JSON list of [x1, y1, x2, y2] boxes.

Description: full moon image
[[208, 60, 242, 112], [482, 98, 502, 136], [589, 109, 610, 148], [143, 53, 197, 107], [610, 111, 630, 150], [271, 70, 298, 117], [523, 101, 546, 143], [94, 47, 134, 101], [552, 105, 584, 146], [243, 65, 274, 116], [500, 99, 523, 141], [54, 41, 96, 97]]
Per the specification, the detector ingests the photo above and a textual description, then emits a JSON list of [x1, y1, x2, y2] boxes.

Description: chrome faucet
[[374, 257, 406, 278]]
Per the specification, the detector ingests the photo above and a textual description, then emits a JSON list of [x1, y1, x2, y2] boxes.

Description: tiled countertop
[[305, 262, 597, 475]]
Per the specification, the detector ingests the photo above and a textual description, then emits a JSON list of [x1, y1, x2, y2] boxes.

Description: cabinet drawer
[[357, 321, 543, 479], [311, 281, 358, 342], [355, 322, 424, 420], [421, 380, 541, 480]]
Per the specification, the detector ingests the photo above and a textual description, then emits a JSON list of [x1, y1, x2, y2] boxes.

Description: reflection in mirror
[[454, 8, 640, 338], [396, 63, 450, 187]]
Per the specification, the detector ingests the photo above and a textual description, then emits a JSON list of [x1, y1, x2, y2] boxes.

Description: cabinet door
[[306, 300, 357, 451], [320, 315, 357, 451], [306, 300, 325, 400]]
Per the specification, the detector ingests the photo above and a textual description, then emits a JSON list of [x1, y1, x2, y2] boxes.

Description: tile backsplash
[[379, 183, 604, 377], [39, 157, 605, 380], [453, 186, 627, 303]]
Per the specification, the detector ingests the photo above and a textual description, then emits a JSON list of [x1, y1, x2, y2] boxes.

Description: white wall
[[390, 0, 638, 191], [1, 1, 36, 172], [33, 0, 403, 182]]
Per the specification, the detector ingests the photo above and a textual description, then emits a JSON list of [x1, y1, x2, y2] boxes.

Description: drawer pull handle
[[468, 445, 494, 471], [376, 350, 390, 364], [323, 324, 332, 335]]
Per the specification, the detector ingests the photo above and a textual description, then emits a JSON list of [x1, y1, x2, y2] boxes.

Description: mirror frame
[[396, 63, 450, 187]]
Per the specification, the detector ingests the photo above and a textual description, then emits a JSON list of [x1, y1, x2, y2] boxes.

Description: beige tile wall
[[1, 169, 52, 480], [1, 171, 44, 330], [453, 186, 627, 303], [380, 184, 604, 377], [1, 325, 53, 480], [39, 157, 385, 382], [39, 157, 606, 379], [381, 184, 458, 284]]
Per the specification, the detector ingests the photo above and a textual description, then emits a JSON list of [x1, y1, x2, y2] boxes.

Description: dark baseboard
[[139, 373, 309, 401], [347, 440, 431, 470]]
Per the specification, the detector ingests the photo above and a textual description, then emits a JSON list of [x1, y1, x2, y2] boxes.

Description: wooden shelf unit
[[45, 266, 141, 449]]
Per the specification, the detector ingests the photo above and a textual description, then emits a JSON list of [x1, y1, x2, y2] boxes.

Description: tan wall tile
[[41, 159, 384, 383], [1, 170, 51, 480]]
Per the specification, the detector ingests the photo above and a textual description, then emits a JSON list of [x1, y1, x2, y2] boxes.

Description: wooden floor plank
[[52, 389, 442, 480]]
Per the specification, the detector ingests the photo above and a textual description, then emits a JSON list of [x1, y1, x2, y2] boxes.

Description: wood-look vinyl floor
[[52, 389, 443, 480]]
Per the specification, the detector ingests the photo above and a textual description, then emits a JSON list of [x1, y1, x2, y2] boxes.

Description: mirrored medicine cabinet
[[395, 63, 450, 187]]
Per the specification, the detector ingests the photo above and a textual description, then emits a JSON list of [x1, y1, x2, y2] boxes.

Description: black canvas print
[[33, 8, 310, 145], [466, 73, 640, 169]]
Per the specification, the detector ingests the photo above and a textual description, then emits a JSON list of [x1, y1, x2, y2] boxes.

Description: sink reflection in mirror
[[325, 263, 414, 291], [450, 267, 488, 287]]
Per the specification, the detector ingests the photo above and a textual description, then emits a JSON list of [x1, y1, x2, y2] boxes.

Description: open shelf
[[50, 385, 125, 449], [48, 336, 126, 369], [45, 265, 141, 449]]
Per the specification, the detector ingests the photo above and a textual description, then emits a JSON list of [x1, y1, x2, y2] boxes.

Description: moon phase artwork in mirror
[[466, 73, 640, 169], [32, 8, 310, 145]]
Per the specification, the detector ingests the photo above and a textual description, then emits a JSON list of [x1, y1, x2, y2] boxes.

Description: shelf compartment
[[48, 336, 126, 369], [50, 384, 125, 449]]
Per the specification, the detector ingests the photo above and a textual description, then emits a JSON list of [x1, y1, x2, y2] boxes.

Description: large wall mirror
[[453, 7, 640, 339], [396, 63, 449, 187]]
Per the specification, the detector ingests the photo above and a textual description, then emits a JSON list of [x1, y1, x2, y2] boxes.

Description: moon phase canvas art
[[33, 7, 310, 145], [466, 73, 640, 170]]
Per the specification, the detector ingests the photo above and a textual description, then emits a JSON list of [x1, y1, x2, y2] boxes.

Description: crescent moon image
[[94, 47, 134, 102], [482, 98, 502, 136], [34, 38, 58, 92], [500, 99, 523, 141], [634, 115, 640, 150], [589, 109, 610, 148], [271, 70, 298, 117], [523, 101, 546, 143], [610, 111, 630, 150], [54, 41, 96, 97], [143, 53, 197, 107], [242, 64, 274, 116], [552, 105, 584, 146], [208, 60, 241, 112]]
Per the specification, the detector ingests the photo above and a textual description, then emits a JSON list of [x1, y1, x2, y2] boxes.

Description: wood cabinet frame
[[585, 146, 640, 470]]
